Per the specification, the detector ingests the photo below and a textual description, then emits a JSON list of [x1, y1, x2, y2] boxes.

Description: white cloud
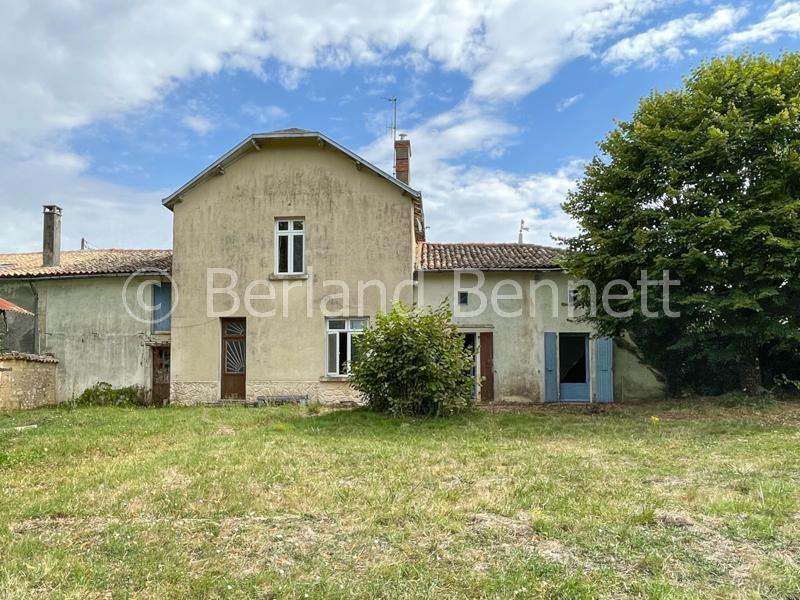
[[722, 1, 800, 48], [0, 151, 171, 252], [181, 115, 215, 135], [0, 1, 704, 251], [241, 103, 289, 125], [557, 94, 585, 112], [359, 103, 583, 244], [40, 151, 90, 172], [602, 6, 747, 72], [417, 161, 584, 245], [0, 1, 671, 145], [467, 0, 663, 100]]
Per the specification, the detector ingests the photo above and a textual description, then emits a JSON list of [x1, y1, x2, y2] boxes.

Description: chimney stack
[[42, 205, 62, 267], [394, 134, 410, 185]]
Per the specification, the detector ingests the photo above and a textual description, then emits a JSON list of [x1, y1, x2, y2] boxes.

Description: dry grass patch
[[1, 400, 799, 598]]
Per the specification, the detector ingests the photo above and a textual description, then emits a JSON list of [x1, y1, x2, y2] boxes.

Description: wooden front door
[[151, 346, 170, 404], [479, 332, 494, 402], [221, 318, 246, 399]]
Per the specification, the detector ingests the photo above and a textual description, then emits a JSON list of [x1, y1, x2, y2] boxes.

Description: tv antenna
[[386, 97, 397, 141], [386, 97, 398, 176]]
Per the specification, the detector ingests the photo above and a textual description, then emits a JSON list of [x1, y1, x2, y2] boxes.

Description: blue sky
[[1, 0, 799, 252]]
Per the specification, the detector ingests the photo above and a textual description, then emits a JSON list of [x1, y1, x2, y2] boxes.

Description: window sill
[[269, 273, 308, 281], [319, 375, 350, 382]]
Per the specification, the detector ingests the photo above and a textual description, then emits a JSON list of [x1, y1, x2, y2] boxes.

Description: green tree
[[350, 302, 475, 416], [562, 53, 800, 394]]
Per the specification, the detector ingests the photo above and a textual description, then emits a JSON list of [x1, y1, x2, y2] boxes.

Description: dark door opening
[[480, 331, 494, 402], [151, 346, 170, 404], [559, 333, 589, 401], [221, 318, 246, 399], [463, 333, 477, 399]]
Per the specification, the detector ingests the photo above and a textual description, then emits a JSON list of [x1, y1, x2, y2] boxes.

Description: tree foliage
[[350, 303, 475, 416], [561, 53, 800, 394]]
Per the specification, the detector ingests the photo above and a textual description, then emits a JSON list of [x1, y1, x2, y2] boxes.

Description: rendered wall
[[170, 138, 416, 404], [417, 270, 665, 403], [0, 277, 166, 403]]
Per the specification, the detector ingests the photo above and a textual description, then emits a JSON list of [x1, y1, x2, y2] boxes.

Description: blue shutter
[[152, 283, 172, 333], [595, 336, 614, 403], [544, 332, 558, 402]]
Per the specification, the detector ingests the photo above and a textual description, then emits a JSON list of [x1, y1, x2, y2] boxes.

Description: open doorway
[[559, 333, 589, 401], [151, 346, 170, 404], [462, 331, 494, 402], [463, 333, 478, 399]]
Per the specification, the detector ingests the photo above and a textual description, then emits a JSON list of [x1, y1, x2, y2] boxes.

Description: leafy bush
[[350, 303, 475, 417], [70, 382, 154, 407]]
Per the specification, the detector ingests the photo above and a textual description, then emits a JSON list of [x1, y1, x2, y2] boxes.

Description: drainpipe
[[28, 281, 39, 354]]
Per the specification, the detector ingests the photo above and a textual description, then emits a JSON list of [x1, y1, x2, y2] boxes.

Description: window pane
[[338, 331, 349, 374], [327, 333, 337, 375], [278, 235, 288, 273], [349, 319, 368, 331], [293, 220, 303, 231], [225, 340, 246, 374], [350, 333, 363, 367], [292, 233, 304, 273], [277, 221, 288, 231], [224, 320, 245, 336], [328, 319, 346, 330]]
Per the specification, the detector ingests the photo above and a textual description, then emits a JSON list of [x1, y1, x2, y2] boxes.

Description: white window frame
[[275, 219, 305, 275], [326, 318, 368, 377]]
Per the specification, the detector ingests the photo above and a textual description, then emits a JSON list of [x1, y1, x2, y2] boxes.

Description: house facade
[[417, 245, 664, 403], [0, 129, 665, 406], [0, 238, 172, 404], [165, 131, 422, 405]]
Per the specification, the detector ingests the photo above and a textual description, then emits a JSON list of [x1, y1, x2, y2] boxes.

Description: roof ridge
[[0, 248, 172, 256], [423, 241, 563, 250]]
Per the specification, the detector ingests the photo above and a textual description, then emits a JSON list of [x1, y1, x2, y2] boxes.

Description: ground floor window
[[326, 318, 368, 376]]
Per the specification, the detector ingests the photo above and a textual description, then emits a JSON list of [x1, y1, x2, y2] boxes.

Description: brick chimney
[[42, 205, 62, 267], [394, 134, 410, 185]]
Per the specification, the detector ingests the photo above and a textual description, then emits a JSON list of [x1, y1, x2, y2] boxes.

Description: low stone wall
[[0, 352, 59, 410]]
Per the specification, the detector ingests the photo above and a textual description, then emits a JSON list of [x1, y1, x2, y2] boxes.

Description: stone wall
[[171, 379, 363, 407], [0, 352, 58, 410]]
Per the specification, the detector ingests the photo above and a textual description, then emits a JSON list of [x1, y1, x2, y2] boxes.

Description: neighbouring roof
[[417, 242, 563, 271], [0, 298, 34, 316], [161, 128, 426, 241], [0, 351, 58, 364], [0, 249, 172, 279]]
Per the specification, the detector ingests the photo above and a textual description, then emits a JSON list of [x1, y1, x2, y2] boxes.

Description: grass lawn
[[1, 401, 799, 599]]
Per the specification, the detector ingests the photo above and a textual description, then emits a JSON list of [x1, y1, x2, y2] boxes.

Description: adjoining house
[[0, 129, 664, 406], [0, 209, 172, 403]]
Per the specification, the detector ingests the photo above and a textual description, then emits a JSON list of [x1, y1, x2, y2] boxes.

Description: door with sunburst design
[[221, 318, 246, 399]]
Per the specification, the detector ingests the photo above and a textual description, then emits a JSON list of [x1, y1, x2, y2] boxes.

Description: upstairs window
[[275, 219, 304, 275], [326, 318, 368, 376], [458, 291, 469, 306]]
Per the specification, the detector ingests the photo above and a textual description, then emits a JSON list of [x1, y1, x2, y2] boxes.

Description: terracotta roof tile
[[417, 242, 562, 271], [0, 297, 34, 315], [0, 351, 58, 363], [0, 249, 172, 279]]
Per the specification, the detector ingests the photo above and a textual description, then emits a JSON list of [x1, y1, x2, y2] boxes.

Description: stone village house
[[0, 129, 664, 406]]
